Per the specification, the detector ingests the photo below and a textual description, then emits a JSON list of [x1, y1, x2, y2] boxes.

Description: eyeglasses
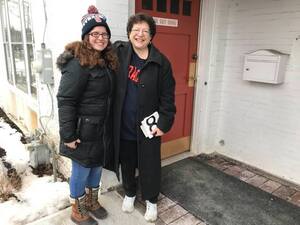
[[131, 29, 150, 35], [89, 32, 110, 39]]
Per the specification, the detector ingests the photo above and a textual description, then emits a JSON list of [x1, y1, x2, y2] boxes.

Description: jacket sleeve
[[56, 59, 88, 143], [157, 59, 176, 133]]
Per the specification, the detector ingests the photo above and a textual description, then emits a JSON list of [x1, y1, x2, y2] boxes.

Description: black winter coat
[[56, 51, 114, 168], [112, 41, 176, 200]]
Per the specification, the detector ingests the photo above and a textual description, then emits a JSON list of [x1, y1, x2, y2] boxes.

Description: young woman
[[56, 5, 118, 225], [113, 13, 176, 222]]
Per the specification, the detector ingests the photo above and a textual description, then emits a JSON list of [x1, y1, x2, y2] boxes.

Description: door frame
[[191, 0, 217, 156], [131, 0, 216, 157]]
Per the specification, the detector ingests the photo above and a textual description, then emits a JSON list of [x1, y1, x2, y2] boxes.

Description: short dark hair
[[126, 13, 156, 39]]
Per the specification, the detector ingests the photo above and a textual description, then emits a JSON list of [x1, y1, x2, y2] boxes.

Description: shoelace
[[78, 200, 89, 215], [146, 203, 154, 210], [91, 192, 97, 205]]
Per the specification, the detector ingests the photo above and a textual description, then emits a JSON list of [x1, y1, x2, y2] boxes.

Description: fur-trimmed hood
[[57, 40, 118, 72], [56, 41, 80, 71], [56, 50, 74, 70]]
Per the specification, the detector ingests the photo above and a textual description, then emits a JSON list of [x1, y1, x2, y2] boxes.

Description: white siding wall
[[198, 0, 300, 184], [97, 0, 132, 42], [192, 0, 230, 153]]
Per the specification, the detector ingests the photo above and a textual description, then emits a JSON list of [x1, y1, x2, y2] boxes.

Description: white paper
[[140, 111, 159, 138]]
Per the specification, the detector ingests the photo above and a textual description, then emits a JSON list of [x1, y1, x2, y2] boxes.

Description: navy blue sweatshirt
[[120, 51, 146, 140]]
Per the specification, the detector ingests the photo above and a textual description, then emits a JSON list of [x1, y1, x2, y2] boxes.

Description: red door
[[136, 0, 200, 158]]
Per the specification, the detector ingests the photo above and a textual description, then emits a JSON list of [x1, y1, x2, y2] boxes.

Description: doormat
[[161, 157, 300, 225]]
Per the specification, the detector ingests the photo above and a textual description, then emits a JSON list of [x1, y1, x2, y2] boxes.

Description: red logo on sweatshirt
[[128, 65, 140, 83]]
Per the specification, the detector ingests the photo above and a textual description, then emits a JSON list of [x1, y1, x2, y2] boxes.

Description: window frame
[[0, 0, 36, 97]]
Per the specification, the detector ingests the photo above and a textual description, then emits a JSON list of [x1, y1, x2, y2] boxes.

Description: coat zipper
[[103, 68, 113, 166]]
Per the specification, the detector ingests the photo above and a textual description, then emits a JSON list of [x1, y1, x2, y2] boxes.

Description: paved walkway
[[204, 154, 300, 208], [27, 153, 300, 225], [27, 190, 154, 225]]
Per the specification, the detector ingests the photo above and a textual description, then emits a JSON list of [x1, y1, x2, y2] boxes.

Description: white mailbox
[[243, 49, 289, 84]]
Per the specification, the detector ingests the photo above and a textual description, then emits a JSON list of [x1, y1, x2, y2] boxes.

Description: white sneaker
[[122, 195, 136, 213], [144, 200, 157, 222]]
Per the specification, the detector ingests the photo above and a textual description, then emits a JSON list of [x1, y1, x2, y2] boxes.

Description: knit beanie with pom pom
[[81, 5, 111, 40]]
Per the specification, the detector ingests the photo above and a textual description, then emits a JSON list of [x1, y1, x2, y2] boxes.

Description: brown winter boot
[[85, 187, 108, 219], [70, 195, 98, 225]]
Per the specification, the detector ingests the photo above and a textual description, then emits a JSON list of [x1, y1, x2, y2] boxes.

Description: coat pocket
[[77, 116, 103, 142]]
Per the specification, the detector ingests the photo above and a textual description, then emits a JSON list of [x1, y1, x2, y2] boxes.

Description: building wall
[[197, 0, 300, 184], [97, 0, 134, 42], [192, 0, 230, 154]]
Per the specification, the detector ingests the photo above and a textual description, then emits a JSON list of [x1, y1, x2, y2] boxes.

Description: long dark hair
[[64, 37, 118, 72]]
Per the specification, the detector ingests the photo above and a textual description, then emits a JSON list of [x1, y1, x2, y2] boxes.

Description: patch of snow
[[0, 119, 69, 225]]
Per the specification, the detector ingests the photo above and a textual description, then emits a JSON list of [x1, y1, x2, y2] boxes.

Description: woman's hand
[[64, 139, 81, 149], [151, 127, 164, 137]]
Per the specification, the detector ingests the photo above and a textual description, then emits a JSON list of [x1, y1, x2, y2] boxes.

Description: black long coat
[[113, 41, 176, 200], [56, 50, 114, 168]]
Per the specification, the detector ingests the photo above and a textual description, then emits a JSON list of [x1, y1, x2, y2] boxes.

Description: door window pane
[[157, 0, 167, 12], [183, 0, 192, 16], [171, 0, 179, 14], [12, 44, 27, 93], [142, 0, 153, 10]]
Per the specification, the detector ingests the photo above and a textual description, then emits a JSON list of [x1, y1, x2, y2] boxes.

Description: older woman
[[113, 13, 176, 222]]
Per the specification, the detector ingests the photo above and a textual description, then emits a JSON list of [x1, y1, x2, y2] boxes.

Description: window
[[0, 0, 13, 84], [23, 0, 36, 96], [9, 0, 27, 92], [142, 0, 153, 10], [183, 0, 192, 16], [171, 0, 179, 14], [157, 0, 167, 12], [0, 0, 36, 97]]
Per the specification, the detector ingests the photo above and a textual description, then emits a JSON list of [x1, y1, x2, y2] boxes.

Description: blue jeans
[[69, 160, 102, 198]]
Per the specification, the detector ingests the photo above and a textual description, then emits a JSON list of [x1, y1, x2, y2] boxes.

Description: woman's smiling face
[[88, 26, 109, 51], [129, 22, 151, 51]]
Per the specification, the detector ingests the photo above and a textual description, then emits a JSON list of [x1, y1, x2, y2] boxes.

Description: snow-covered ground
[[0, 119, 69, 225]]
